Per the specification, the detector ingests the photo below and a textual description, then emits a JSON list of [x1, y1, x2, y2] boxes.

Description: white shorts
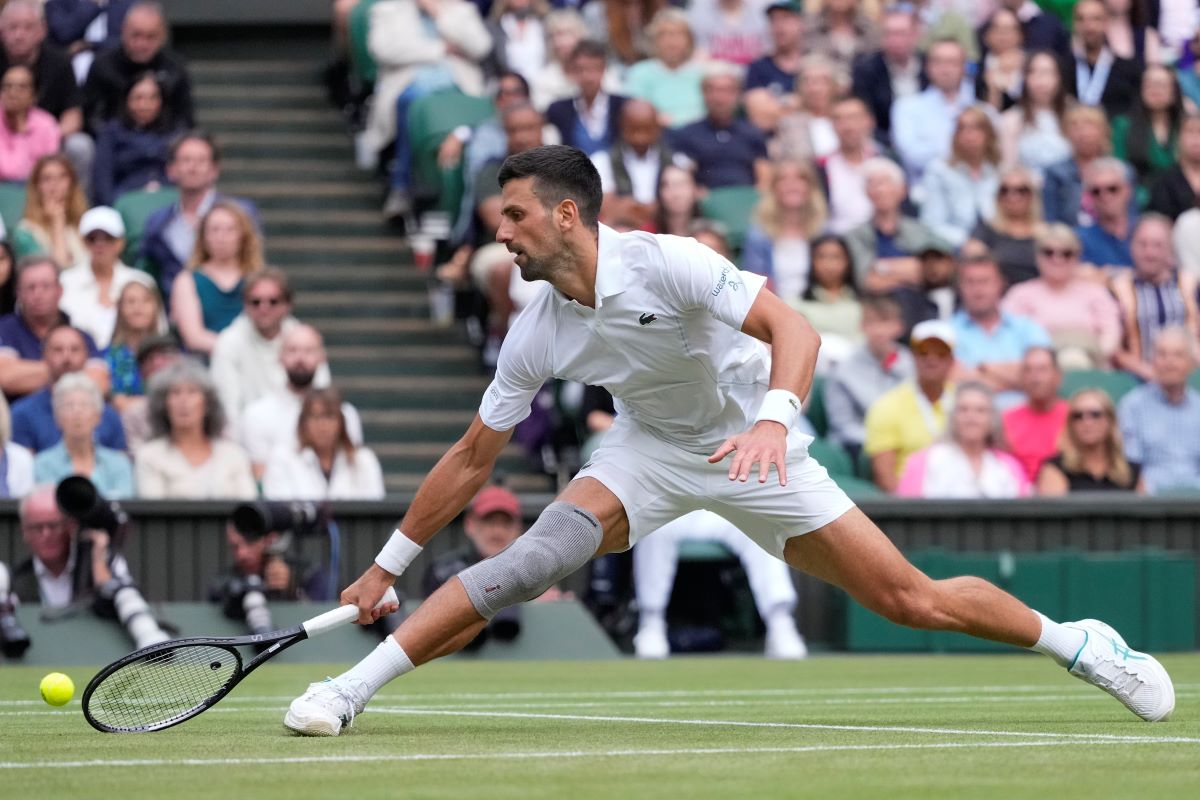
[[575, 424, 856, 560]]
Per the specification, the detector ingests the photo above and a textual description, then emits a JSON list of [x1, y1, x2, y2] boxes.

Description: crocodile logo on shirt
[[639, 313, 658, 326]]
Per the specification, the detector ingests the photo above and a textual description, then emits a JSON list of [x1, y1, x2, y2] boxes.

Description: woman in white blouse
[[135, 358, 256, 499], [262, 388, 385, 501]]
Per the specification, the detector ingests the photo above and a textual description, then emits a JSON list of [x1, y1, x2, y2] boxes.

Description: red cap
[[469, 486, 521, 519]]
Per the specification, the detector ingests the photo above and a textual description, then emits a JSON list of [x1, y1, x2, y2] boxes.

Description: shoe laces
[[307, 678, 368, 728], [1087, 644, 1146, 699]]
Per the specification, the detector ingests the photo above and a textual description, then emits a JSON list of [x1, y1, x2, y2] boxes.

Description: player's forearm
[[767, 314, 822, 408], [398, 436, 502, 545]]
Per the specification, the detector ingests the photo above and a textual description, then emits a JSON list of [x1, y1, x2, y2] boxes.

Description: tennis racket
[[81, 587, 398, 734]]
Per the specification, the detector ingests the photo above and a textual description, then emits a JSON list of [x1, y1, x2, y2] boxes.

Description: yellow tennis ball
[[39, 672, 74, 707]]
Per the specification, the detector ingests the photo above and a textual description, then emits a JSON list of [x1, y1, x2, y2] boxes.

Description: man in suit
[[545, 40, 626, 156], [851, 5, 926, 147], [44, 0, 135, 83], [1062, 0, 1139, 119]]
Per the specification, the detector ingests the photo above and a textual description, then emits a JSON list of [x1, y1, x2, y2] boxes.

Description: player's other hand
[[341, 564, 401, 625], [708, 421, 789, 485]]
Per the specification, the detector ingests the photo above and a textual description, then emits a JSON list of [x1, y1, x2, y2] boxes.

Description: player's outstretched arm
[[342, 415, 513, 623]]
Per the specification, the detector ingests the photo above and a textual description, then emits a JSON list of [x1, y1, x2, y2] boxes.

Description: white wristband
[[754, 389, 801, 430], [375, 530, 424, 576]]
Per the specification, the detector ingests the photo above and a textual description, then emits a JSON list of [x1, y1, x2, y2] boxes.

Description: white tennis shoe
[[283, 678, 367, 736], [1065, 619, 1175, 722], [764, 618, 808, 660]]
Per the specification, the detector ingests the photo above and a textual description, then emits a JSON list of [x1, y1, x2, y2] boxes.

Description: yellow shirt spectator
[[864, 381, 953, 480]]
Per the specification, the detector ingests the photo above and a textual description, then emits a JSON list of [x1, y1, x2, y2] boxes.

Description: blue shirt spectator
[[669, 66, 768, 189], [1076, 222, 1133, 270], [890, 39, 975, 180], [11, 387, 127, 453], [34, 441, 135, 499], [951, 309, 1051, 368], [0, 312, 100, 362], [1075, 156, 1137, 270]]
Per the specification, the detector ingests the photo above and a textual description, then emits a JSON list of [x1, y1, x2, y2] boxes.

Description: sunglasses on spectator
[[1088, 184, 1123, 197], [248, 296, 284, 307], [999, 185, 1032, 197], [1039, 247, 1077, 260], [1069, 409, 1106, 421], [84, 233, 118, 244]]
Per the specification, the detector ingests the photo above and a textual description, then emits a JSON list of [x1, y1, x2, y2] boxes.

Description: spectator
[[689, 218, 731, 257], [1181, 27, 1200, 109], [1148, 111, 1200, 220], [632, 510, 807, 659], [997, 51, 1070, 173], [13, 153, 87, 267], [135, 357, 256, 499], [970, 165, 1042, 285], [1064, 0, 1140, 119], [82, 1, 193, 135], [1042, 105, 1112, 225], [1175, 206, 1200, 273], [669, 62, 769, 189], [897, 382, 1030, 498], [891, 37, 975, 181], [116, 332, 177, 451], [864, 319, 957, 492], [918, 105, 1001, 247], [592, 99, 673, 231], [772, 54, 843, 162], [210, 523, 331, 616], [1111, 64, 1185, 195], [805, 0, 878, 74], [0, 258, 106, 402], [1111, 214, 1200, 380], [33, 372, 133, 497], [262, 387, 383, 501], [950, 252, 1051, 402], [57, 206, 139, 348], [975, 7, 1025, 112], [0, 240, 15, 316], [103, 274, 168, 411], [1001, 346, 1069, 481], [92, 70, 181, 206], [1038, 387, 1143, 494], [824, 292, 914, 460], [687, 0, 769, 66], [846, 157, 947, 293], [210, 268, 329, 425], [139, 132, 260, 302], [9, 323, 124, 451], [1076, 157, 1136, 271], [530, 10, 621, 110], [0, 64, 61, 183], [1117, 327, 1200, 494], [742, 158, 827, 304], [892, 243, 958, 336], [240, 323, 362, 480], [851, 4, 925, 146], [742, 1, 805, 133], [1103, 0, 1164, 68], [44, 0, 133, 83], [982, 0, 1071, 61], [652, 163, 702, 236], [545, 40, 627, 156], [1002, 223, 1122, 369], [486, 0, 549, 85], [366, 0, 492, 218], [791, 233, 862, 367], [0, 1, 93, 193], [0, 393, 35, 497], [621, 8, 705, 128], [169, 200, 264, 355], [819, 96, 886, 234]]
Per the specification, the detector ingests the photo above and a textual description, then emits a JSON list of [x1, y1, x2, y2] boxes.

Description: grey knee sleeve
[[458, 501, 602, 619]]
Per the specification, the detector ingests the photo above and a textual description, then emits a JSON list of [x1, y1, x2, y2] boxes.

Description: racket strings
[[86, 644, 241, 731]]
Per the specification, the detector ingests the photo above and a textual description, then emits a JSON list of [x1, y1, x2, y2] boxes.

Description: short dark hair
[[242, 266, 293, 303], [497, 145, 602, 232], [495, 70, 530, 98], [860, 293, 902, 320], [568, 39, 608, 65], [169, 129, 221, 164]]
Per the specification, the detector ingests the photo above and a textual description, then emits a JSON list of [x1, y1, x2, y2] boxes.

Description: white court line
[[0, 739, 1194, 771]]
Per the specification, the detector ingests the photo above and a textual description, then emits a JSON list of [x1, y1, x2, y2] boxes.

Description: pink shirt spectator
[[1002, 400, 1069, 481], [896, 442, 1031, 498], [1000, 278, 1122, 366], [0, 107, 61, 182]]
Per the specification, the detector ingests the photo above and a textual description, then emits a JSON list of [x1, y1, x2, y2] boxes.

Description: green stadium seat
[[698, 186, 760, 252], [1189, 369, 1200, 391], [1058, 369, 1139, 404], [0, 182, 26, 233], [347, 0, 380, 88], [806, 374, 828, 437], [114, 186, 179, 268], [407, 90, 493, 216], [806, 437, 853, 477]]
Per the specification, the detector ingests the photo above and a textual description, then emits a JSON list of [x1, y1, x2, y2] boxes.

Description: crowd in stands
[[330, 0, 1200, 499], [0, 1, 385, 504]]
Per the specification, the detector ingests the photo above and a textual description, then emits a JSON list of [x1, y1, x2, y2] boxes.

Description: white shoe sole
[[1072, 619, 1176, 722], [283, 707, 343, 737]]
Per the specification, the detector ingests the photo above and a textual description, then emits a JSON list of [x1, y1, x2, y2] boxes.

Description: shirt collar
[[594, 223, 624, 303], [33, 546, 74, 581]]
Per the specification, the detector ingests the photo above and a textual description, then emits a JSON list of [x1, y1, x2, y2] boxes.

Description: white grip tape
[[302, 586, 399, 638], [754, 388, 801, 430], [374, 529, 424, 576]]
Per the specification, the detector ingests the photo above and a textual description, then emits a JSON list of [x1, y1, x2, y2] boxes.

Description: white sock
[[335, 636, 414, 705], [1028, 611, 1087, 668], [639, 610, 666, 632]]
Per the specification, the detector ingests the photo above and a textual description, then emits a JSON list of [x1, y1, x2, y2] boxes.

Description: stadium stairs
[[180, 28, 552, 495]]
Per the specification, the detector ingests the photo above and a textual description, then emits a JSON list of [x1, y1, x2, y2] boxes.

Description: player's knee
[[873, 581, 942, 630]]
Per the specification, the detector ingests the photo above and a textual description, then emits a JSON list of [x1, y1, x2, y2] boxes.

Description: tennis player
[[285, 146, 1173, 735]]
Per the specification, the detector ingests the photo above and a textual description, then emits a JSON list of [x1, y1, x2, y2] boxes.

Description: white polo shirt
[[480, 225, 773, 454]]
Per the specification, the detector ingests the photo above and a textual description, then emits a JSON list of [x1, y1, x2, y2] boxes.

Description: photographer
[[9, 484, 167, 649]]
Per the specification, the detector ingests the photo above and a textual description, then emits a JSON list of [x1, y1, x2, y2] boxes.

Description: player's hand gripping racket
[[81, 587, 399, 734]]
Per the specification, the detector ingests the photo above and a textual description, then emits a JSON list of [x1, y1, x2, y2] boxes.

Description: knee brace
[[458, 501, 603, 619]]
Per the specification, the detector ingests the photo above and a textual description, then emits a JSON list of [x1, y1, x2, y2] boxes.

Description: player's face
[[497, 177, 563, 282]]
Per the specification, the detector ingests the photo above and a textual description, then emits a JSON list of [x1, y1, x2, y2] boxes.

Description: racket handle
[[302, 587, 399, 638]]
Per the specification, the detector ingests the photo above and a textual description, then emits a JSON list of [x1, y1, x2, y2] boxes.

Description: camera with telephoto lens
[[220, 574, 274, 650], [0, 562, 31, 659], [231, 501, 324, 541]]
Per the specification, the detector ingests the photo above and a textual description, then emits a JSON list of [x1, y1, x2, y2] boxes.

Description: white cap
[[910, 319, 955, 350], [79, 206, 126, 238]]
